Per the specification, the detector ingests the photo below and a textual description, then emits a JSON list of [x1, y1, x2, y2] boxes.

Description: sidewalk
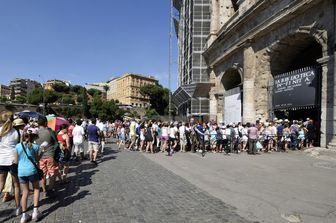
[[144, 150, 336, 223], [303, 147, 336, 162]]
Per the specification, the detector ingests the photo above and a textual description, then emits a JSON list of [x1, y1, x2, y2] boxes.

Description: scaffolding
[[173, 0, 211, 118]]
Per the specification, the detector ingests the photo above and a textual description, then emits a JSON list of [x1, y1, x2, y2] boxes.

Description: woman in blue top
[[15, 132, 42, 223]]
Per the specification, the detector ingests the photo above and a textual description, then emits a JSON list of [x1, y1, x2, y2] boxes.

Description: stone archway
[[270, 34, 323, 75], [268, 26, 328, 146], [221, 67, 243, 124], [221, 67, 242, 91]]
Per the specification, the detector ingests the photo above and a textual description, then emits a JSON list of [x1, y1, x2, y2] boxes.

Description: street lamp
[[38, 75, 46, 115]]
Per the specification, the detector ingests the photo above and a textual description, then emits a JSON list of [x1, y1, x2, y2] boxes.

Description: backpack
[[238, 129, 243, 138], [48, 128, 64, 163], [136, 126, 141, 136], [216, 130, 223, 140]]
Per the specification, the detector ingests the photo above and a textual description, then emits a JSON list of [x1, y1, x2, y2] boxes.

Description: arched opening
[[270, 33, 323, 146], [221, 68, 242, 91], [221, 68, 243, 124]]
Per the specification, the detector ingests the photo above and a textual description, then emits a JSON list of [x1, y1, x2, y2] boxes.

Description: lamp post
[[38, 75, 46, 115]]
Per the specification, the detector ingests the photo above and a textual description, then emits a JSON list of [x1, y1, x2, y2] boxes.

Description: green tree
[[145, 108, 159, 119], [44, 90, 60, 104], [81, 88, 90, 118], [87, 88, 102, 97], [27, 87, 60, 105], [72, 85, 84, 94], [89, 94, 124, 121], [53, 83, 70, 93], [62, 95, 75, 105], [27, 87, 44, 105], [140, 84, 169, 115], [0, 97, 8, 102], [15, 96, 26, 104]]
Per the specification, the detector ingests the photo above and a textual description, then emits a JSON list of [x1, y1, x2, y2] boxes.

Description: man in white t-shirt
[[72, 120, 85, 160]]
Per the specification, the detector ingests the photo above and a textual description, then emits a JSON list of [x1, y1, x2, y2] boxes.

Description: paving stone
[[0, 142, 253, 223]]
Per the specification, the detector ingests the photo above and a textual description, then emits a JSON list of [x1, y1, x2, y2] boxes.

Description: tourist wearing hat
[[13, 118, 26, 143], [0, 111, 22, 216]]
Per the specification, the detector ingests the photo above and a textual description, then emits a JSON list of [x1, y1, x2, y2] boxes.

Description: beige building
[[44, 79, 71, 91], [203, 0, 335, 148], [0, 84, 10, 99], [107, 73, 158, 108]]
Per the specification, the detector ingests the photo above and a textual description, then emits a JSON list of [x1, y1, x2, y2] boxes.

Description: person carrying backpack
[[35, 117, 60, 197]]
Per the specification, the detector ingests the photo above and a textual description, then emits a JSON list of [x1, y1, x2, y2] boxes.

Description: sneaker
[[15, 206, 22, 216], [32, 210, 42, 221], [20, 213, 32, 223]]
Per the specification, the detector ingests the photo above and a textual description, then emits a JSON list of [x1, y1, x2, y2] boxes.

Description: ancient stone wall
[[205, 0, 335, 146]]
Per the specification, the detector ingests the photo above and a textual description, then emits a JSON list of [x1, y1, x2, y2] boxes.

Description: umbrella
[[47, 116, 69, 132], [17, 111, 44, 120]]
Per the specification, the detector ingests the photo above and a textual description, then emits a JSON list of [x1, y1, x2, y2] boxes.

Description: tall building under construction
[[172, 0, 212, 121]]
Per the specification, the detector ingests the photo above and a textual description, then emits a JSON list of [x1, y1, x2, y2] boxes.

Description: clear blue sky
[[0, 0, 178, 90]]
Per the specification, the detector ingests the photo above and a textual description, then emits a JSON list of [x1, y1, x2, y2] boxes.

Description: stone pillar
[[209, 69, 218, 121], [330, 2, 336, 149], [325, 54, 336, 149], [242, 45, 256, 123], [208, 0, 220, 46], [242, 80, 255, 123], [317, 56, 330, 148]]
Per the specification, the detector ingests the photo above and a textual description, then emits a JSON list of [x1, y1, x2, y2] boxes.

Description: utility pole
[[168, 0, 173, 121]]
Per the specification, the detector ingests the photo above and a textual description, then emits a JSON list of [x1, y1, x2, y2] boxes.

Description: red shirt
[[57, 132, 68, 150], [68, 124, 75, 138]]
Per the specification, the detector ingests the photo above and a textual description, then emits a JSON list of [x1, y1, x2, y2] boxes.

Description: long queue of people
[[0, 111, 108, 223], [114, 118, 318, 156]]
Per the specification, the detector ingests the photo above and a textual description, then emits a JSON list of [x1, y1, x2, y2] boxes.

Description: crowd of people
[[0, 109, 319, 223], [0, 111, 106, 223], [115, 117, 318, 156]]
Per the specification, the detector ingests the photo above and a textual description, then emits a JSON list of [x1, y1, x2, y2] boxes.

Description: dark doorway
[[271, 34, 322, 146]]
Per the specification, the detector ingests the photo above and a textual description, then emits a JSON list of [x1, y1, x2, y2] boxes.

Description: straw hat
[[13, 118, 25, 127]]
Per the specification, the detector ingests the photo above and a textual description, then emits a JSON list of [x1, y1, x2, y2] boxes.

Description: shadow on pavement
[[0, 208, 17, 222], [38, 146, 119, 220]]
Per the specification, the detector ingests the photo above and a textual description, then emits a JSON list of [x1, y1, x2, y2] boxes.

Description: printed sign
[[273, 67, 320, 110], [224, 87, 241, 124]]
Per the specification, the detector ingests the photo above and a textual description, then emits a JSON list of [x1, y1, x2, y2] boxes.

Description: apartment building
[[107, 73, 158, 108], [9, 78, 41, 99]]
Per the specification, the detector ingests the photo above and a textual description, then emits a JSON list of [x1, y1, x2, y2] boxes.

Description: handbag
[[256, 141, 263, 150], [21, 143, 44, 180]]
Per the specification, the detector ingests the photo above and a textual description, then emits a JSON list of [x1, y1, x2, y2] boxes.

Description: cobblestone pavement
[[0, 142, 253, 223]]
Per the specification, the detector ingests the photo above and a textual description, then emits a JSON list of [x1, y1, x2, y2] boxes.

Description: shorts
[[298, 135, 305, 140], [0, 164, 18, 174], [88, 141, 99, 152], [19, 173, 40, 184], [169, 137, 176, 142], [160, 136, 168, 141], [74, 142, 84, 154], [39, 157, 59, 177]]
